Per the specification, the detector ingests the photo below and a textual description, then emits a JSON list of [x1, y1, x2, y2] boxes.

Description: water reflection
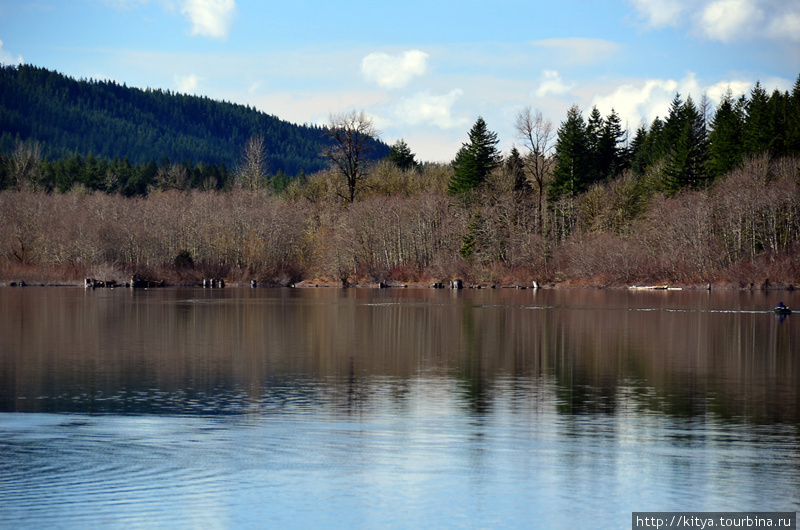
[[0, 287, 798, 424], [1, 287, 798, 527]]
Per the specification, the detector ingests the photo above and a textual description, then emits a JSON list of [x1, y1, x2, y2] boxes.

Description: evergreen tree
[[630, 117, 665, 177], [598, 109, 627, 180], [387, 139, 417, 171], [743, 81, 771, 156], [0, 154, 9, 190], [664, 96, 709, 193], [448, 117, 501, 195], [505, 146, 527, 192], [81, 153, 103, 191], [788, 74, 800, 155], [708, 88, 745, 178], [629, 124, 649, 175], [549, 105, 589, 202], [661, 93, 686, 156], [766, 89, 788, 156], [585, 106, 604, 183]]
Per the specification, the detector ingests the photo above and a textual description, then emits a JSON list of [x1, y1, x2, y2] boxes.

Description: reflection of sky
[[2, 378, 798, 529], [2, 288, 799, 527]]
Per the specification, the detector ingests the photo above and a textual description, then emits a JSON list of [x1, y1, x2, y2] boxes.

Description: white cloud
[[361, 50, 429, 89], [531, 38, 622, 65], [180, 0, 236, 40], [628, 0, 689, 28], [630, 0, 800, 43], [704, 79, 754, 102], [391, 89, 466, 129], [588, 73, 791, 131], [768, 11, 800, 42], [592, 78, 679, 128], [0, 39, 23, 65], [175, 73, 200, 93], [699, 0, 763, 43], [535, 70, 574, 98]]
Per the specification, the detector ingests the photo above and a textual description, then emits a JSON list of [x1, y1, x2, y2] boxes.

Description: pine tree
[[585, 106, 604, 183], [743, 81, 771, 157], [598, 109, 626, 180], [448, 117, 501, 195], [549, 105, 589, 202], [766, 89, 788, 156], [787, 74, 800, 155], [664, 96, 709, 193], [629, 124, 649, 175], [661, 93, 686, 156], [505, 146, 527, 192], [631, 117, 665, 177], [708, 88, 745, 178], [387, 139, 417, 171]]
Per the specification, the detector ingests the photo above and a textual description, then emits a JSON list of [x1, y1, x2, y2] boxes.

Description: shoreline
[[1, 278, 794, 291]]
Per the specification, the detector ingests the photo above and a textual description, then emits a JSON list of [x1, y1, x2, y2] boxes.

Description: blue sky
[[1, 0, 798, 162]]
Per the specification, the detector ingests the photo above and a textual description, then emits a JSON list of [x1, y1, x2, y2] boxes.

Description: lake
[[1, 286, 798, 528]]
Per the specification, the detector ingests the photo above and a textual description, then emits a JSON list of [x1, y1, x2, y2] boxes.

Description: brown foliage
[[1, 156, 798, 288]]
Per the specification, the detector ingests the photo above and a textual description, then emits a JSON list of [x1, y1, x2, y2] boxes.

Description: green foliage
[[743, 82, 772, 156], [708, 89, 745, 178], [599, 109, 628, 179], [505, 146, 527, 192], [270, 170, 292, 194], [387, 139, 417, 171], [459, 212, 483, 261], [663, 96, 709, 193], [629, 77, 800, 196], [788, 74, 800, 154], [550, 105, 589, 201], [448, 117, 501, 196], [0, 64, 389, 179], [585, 106, 604, 183]]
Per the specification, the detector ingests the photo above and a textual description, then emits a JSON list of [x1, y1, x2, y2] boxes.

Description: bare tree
[[10, 140, 43, 191], [514, 107, 555, 233], [236, 134, 269, 191], [322, 110, 380, 203], [153, 162, 189, 192]]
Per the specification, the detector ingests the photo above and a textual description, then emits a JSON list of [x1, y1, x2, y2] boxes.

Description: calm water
[[1, 286, 798, 528]]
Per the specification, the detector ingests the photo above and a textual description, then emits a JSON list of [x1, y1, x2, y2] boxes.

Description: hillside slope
[[0, 64, 388, 176]]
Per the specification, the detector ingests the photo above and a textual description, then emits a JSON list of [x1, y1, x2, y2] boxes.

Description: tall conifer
[[550, 105, 589, 201], [448, 117, 501, 195], [708, 88, 744, 177]]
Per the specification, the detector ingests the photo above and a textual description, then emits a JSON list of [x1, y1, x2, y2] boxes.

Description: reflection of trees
[[454, 300, 492, 415], [1, 289, 797, 423]]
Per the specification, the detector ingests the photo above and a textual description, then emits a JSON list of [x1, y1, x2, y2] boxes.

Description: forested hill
[[0, 64, 389, 176]]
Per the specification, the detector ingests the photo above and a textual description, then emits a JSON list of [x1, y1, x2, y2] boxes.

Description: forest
[[1, 65, 799, 289], [0, 64, 389, 181]]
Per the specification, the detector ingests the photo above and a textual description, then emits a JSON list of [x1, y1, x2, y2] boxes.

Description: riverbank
[[1, 267, 795, 292]]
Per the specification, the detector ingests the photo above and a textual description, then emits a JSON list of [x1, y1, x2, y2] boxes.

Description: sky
[[0, 0, 799, 162]]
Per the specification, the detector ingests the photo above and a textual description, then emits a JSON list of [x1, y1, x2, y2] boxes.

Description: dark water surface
[[1, 287, 798, 528]]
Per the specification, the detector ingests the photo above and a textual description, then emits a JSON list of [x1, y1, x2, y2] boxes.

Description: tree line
[[1, 71, 799, 288]]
